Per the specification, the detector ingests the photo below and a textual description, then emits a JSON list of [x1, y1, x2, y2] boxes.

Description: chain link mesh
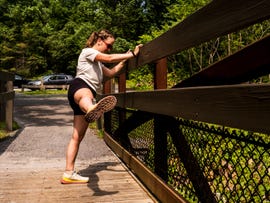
[[109, 108, 270, 203]]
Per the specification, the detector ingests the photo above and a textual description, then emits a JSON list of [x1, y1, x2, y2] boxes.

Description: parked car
[[14, 74, 30, 88], [28, 74, 74, 86], [28, 75, 50, 86]]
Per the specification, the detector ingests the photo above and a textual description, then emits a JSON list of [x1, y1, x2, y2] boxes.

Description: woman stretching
[[61, 29, 142, 184]]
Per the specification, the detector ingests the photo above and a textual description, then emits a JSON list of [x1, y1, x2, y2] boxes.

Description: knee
[[74, 89, 94, 104], [71, 132, 85, 144]]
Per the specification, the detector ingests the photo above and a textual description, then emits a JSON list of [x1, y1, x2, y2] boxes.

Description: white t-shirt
[[76, 48, 104, 92]]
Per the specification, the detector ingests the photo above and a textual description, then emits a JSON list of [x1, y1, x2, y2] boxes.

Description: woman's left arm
[[102, 60, 126, 78], [102, 44, 143, 78]]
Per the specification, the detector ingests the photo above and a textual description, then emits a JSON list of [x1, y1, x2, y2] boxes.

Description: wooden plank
[[0, 164, 157, 203], [113, 84, 270, 134], [174, 35, 270, 87], [104, 132, 188, 203], [128, 0, 270, 68]]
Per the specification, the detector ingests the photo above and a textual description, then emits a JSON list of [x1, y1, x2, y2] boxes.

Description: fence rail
[[0, 71, 15, 131], [101, 0, 270, 202], [21, 84, 69, 91], [114, 84, 270, 135]]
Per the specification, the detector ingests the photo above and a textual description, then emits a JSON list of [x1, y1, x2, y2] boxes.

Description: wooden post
[[154, 115, 168, 181], [153, 58, 168, 179], [0, 79, 5, 121], [40, 79, 44, 90], [118, 71, 127, 136], [118, 72, 126, 93], [6, 80, 13, 131], [0, 72, 14, 131], [103, 79, 112, 94], [102, 79, 112, 131], [154, 58, 167, 89]]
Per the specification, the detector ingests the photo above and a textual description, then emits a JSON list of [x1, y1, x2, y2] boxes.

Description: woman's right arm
[[95, 44, 142, 63], [95, 52, 133, 63]]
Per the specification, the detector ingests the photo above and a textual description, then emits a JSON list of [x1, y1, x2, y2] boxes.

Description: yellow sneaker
[[60, 171, 89, 184], [85, 95, 117, 123]]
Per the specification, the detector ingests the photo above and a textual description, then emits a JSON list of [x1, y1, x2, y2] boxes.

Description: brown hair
[[85, 29, 114, 48]]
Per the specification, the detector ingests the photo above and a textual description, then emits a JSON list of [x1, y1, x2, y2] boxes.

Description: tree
[[1, 0, 169, 76], [2, 0, 268, 84]]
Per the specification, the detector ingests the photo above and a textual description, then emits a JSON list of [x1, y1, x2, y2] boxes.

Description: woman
[[61, 29, 142, 184]]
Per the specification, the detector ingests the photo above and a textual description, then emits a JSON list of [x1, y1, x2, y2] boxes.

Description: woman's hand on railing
[[129, 44, 143, 57], [133, 44, 143, 56]]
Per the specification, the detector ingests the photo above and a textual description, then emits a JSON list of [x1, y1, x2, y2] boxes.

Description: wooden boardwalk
[[0, 157, 156, 203], [0, 94, 156, 203]]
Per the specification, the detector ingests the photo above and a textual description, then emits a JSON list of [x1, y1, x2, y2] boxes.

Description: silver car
[[28, 74, 73, 86]]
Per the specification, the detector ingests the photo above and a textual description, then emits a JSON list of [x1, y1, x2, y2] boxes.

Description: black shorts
[[68, 78, 96, 115]]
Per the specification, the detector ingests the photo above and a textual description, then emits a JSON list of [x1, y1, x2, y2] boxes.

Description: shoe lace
[[71, 171, 85, 180]]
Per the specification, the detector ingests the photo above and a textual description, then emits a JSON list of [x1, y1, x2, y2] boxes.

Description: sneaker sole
[[85, 95, 117, 123], [60, 178, 89, 184]]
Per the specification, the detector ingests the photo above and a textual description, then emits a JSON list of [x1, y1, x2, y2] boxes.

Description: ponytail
[[85, 29, 114, 48], [85, 32, 98, 48]]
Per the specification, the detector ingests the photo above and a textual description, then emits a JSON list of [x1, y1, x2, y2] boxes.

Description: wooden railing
[[101, 0, 270, 202], [0, 71, 15, 131], [21, 84, 69, 92]]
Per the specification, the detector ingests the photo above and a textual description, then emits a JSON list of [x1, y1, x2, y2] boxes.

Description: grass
[[0, 121, 20, 140], [21, 89, 68, 95], [88, 120, 104, 138]]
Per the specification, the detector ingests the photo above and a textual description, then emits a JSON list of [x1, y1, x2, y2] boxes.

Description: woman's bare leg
[[65, 88, 94, 171], [74, 88, 95, 113], [65, 115, 89, 171]]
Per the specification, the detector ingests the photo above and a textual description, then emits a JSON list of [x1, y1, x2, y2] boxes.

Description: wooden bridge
[[101, 0, 270, 202], [0, 94, 157, 203], [1, 0, 270, 202]]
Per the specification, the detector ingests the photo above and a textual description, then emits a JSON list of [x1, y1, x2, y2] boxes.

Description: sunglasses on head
[[103, 40, 113, 50]]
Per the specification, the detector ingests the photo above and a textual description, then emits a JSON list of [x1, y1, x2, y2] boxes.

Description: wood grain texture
[[114, 84, 270, 134], [0, 160, 156, 203], [128, 0, 270, 68], [174, 35, 270, 87]]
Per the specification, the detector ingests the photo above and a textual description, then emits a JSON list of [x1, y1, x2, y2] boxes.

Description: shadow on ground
[[79, 161, 127, 196], [14, 93, 73, 127]]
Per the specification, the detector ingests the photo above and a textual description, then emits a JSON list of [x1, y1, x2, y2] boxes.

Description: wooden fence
[[101, 0, 270, 202], [0, 71, 15, 131], [21, 84, 69, 92]]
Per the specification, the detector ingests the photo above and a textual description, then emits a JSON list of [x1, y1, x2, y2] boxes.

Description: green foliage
[[139, 0, 270, 87], [22, 89, 67, 96], [0, 121, 20, 140], [1, 0, 269, 86], [0, 0, 159, 77], [127, 65, 154, 90], [0, 0, 177, 77]]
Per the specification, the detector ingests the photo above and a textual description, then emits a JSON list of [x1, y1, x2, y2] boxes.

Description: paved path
[[0, 93, 156, 203]]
